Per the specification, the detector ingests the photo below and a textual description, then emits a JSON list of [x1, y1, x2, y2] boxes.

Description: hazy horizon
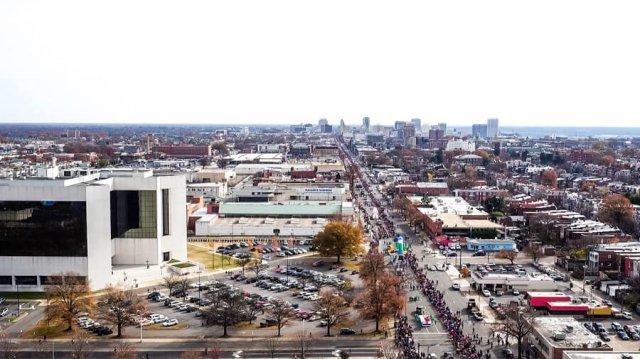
[[2, 0, 640, 126]]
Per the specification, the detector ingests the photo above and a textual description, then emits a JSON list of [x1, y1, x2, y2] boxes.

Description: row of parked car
[[76, 315, 113, 336], [217, 242, 311, 259], [532, 262, 570, 282], [274, 266, 346, 287]]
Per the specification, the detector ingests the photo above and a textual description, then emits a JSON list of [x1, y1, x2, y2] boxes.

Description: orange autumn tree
[[598, 194, 637, 234], [313, 220, 363, 264], [540, 169, 558, 188], [358, 271, 404, 333]]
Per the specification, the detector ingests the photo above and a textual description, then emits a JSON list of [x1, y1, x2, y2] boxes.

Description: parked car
[[340, 328, 356, 335], [473, 251, 486, 257], [618, 331, 630, 340], [162, 319, 179, 327], [451, 283, 460, 290], [0, 308, 8, 317], [482, 289, 491, 297]]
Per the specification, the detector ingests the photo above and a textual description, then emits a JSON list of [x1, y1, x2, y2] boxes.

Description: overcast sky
[[1, 0, 639, 127]]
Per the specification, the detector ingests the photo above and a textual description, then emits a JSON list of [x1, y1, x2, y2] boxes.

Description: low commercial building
[[195, 215, 328, 238], [468, 270, 559, 292], [526, 317, 612, 359], [413, 196, 503, 237], [563, 352, 640, 359], [187, 182, 227, 200], [218, 201, 353, 219], [153, 145, 211, 157], [466, 238, 517, 252], [0, 168, 187, 291], [396, 182, 449, 196]]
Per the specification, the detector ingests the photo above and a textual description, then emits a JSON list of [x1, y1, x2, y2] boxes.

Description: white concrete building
[[445, 139, 476, 152], [0, 168, 187, 291]]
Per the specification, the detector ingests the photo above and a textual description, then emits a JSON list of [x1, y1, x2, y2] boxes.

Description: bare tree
[[359, 252, 386, 285], [0, 334, 16, 359], [203, 288, 247, 337], [268, 299, 295, 337], [98, 285, 147, 337], [295, 330, 313, 359], [265, 337, 280, 358], [495, 249, 518, 264], [496, 306, 535, 359], [111, 342, 137, 359], [45, 272, 94, 331], [246, 301, 261, 324], [32, 338, 48, 359], [250, 260, 268, 278], [162, 272, 181, 295], [314, 289, 349, 337], [70, 331, 90, 359], [236, 257, 252, 275], [177, 276, 193, 301], [377, 341, 400, 359]]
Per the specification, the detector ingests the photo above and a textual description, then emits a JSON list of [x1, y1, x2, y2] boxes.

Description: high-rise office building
[[487, 118, 499, 138], [410, 118, 422, 132], [318, 118, 328, 127], [429, 128, 444, 140], [437, 122, 447, 134], [362, 117, 370, 132], [403, 124, 416, 139], [394, 121, 406, 131], [0, 168, 187, 291], [472, 124, 488, 138]]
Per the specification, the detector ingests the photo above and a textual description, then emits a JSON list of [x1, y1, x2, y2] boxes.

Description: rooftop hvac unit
[[552, 331, 566, 341]]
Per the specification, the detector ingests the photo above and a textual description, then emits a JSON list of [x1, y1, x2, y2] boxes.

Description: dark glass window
[[110, 191, 157, 238], [0, 201, 87, 256], [15, 276, 37, 285], [40, 276, 63, 285], [0, 276, 12, 285], [162, 251, 170, 261], [162, 189, 170, 235]]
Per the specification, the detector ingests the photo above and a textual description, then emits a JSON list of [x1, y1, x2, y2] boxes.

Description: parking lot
[[71, 257, 368, 339]]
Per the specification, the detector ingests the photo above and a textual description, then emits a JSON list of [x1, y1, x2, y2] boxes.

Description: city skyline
[[2, 0, 640, 126]]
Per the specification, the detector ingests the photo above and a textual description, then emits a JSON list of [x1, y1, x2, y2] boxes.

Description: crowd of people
[[338, 143, 395, 246], [405, 252, 490, 359], [340, 139, 489, 358]]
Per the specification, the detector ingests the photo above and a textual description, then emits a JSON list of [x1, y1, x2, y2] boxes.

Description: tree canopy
[[313, 220, 363, 263]]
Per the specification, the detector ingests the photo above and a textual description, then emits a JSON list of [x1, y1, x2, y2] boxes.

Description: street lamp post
[[198, 271, 202, 301], [137, 310, 143, 343]]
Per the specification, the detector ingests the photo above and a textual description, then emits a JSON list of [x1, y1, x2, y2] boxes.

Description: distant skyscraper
[[403, 123, 416, 140], [487, 118, 499, 138], [410, 118, 422, 132], [471, 124, 488, 138], [429, 128, 444, 140], [339, 119, 346, 132], [318, 118, 328, 127], [395, 121, 406, 131], [437, 122, 447, 134], [362, 117, 370, 132]]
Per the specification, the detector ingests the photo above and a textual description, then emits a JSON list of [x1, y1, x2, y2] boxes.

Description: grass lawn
[[187, 244, 239, 271], [21, 319, 71, 339]]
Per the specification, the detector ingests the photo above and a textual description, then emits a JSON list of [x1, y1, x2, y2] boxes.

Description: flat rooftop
[[563, 352, 640, 359], [532, 317, 604, 350]]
